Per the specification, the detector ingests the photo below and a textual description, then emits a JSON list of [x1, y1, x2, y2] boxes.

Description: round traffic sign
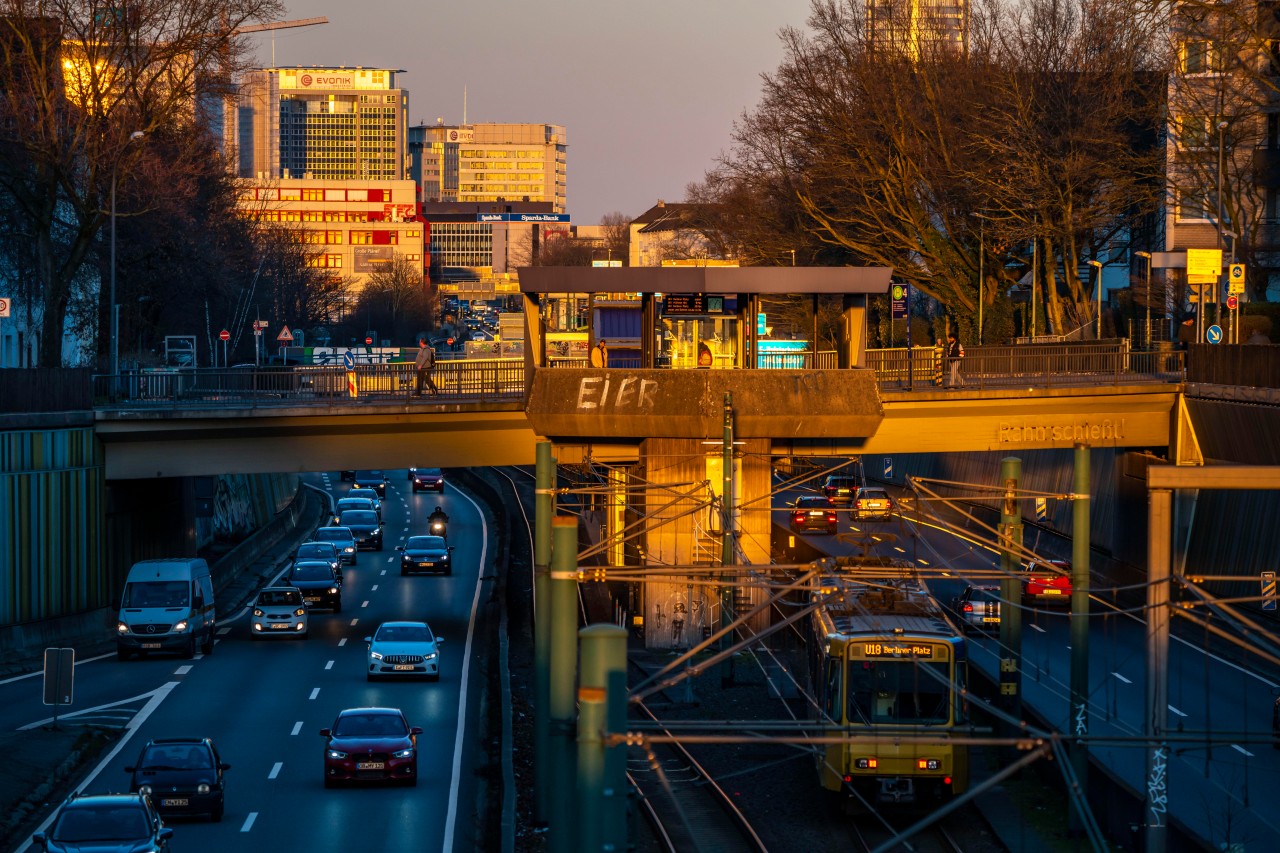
[[219, 329, 230, 341], [365, 336, 373, 346], [1206, 324, 1223, 344], [1227, 295, 1239, 310]]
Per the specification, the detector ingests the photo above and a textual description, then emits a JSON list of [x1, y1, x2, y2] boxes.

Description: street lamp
[[110, 130, 146, 379], [1087, 260, 1104, 340], [1134, 251, 1152, 349]]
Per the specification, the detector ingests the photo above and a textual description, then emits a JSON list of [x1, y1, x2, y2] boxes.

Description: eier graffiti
[[576, 376, 660, 412]]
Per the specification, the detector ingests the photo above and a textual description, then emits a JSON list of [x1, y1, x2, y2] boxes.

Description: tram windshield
[[846, 659, 952, 725]]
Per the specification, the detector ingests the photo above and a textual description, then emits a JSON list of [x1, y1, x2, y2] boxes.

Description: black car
[[352, 470, 387, 497], [397, 535, 454, 576], [125, 737, 230, 821], [339, 470, 356, 482], [789, 496, 838, 534], [411, 467, 445, 492], [339, 509, 383, 551], [293, 541, 344, 580], [288, 561, 343, 612], [33, 792, 173, 852], [821, 475, 862, 505]]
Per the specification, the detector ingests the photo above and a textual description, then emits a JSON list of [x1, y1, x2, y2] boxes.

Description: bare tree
[[0, 0, 283, 365], [355, 252, 436, 344]]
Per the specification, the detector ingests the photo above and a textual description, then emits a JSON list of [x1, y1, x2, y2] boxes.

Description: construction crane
[[233, 17, 328, 66]]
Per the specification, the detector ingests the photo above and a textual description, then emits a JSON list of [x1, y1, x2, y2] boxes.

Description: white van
[[116, 558, 216, 660]]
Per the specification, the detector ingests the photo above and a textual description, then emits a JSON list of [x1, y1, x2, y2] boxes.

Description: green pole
[[534, 440, 555, 825], [720, 392, 735, 686], [578, 624, 629, 852], [998, 457, 1023, 733], [1069, 444, 1091, 833], [548, 516, 581, 853]]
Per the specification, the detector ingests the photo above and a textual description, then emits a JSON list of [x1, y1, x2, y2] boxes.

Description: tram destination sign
[[862, 642, 936, 658]]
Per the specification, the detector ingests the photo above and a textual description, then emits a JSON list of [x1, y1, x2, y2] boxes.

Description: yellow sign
[[1186, 249, 1223, 284], [1228, 263, 1246, 295]]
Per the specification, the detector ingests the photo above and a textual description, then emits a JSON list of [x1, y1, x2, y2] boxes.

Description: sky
[[246, 0, 816, 224]]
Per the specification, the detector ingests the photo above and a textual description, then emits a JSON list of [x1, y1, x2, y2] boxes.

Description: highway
[[775, 474, 1280, 850], [4, 471, 490, 853]]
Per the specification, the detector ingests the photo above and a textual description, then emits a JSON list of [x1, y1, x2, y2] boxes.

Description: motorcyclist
[[428, 505, 449, 536]]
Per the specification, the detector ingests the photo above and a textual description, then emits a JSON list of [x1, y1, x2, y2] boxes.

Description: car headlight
[[138, 784, 152, 796], [441, 553, 450, 561], [424, 652, 438, 661], [391, 748, 414, 759], [197, 783, 211, 794], [294, 608, 306, 617], [370, 651, 384, 660], [117, 621, 129, 634], [173, 620, 189, 633], [327, 749, 347, 759], [329, 587, 339, 594], [253, 608, 264, 617]]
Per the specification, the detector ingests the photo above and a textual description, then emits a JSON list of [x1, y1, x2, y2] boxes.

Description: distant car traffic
[[365, 621, 444, 681], [352, 470, 387, 497], [339, 509, 383, 551], [1023, 559, 1072, 604], [821, 475, 862, 505], [288, 561, 343, 612], [339, 470, 355, 482], [852, 487, 893, 521], [789, 496, 838, 534], [346, 487, 382, 517], [951, 584, 1002, 634], [410, 467, 445, 492], [251, 587, 309, 639], [397, 535, 453, 576], [124, 737, 230, 821], [332, 496, 379, 525], [312, 527, 358, 565], [33, 792, 173, 852], [294, 541, 342, 576], [321, 707, 422, 787]]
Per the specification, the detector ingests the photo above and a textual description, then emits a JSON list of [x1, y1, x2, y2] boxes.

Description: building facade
[[408, 123, 567, 213], [418, 201, 569, 284], [235, 67, 409, 181], [237, 178, 424, 289]]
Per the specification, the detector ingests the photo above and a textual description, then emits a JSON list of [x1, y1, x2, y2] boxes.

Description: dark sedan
[[339, 509, 383, 551], [352, 470, 387, 497], [125, 737, 230, 821], [288, 561, 343, 612], [321, 707, 422, 787], [411, 467, 445, 492], [789, 496, 838, 534], [397, 535, 453, 576], [33, 792, 173, 852]]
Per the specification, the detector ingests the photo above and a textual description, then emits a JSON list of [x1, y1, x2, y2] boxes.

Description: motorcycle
[[429, 517, 448, 538]]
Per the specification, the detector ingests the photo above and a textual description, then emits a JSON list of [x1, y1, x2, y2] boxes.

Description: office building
[[418, 201, 569, 286], [235, 67, 409, 181], [408, 123, 567, 213], [867, 0, 969, 57]]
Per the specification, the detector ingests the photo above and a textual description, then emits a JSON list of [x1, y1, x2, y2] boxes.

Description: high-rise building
[[408, 123, 566, 213], [867, 0, 969, 57], [235, 67, 408, 181]]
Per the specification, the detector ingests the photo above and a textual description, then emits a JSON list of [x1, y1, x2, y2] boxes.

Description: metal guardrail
[[90, 343, 1184, 410]]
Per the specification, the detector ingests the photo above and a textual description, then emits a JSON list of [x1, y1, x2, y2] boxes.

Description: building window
[[1176, 189, 1222, 223], [302, 188, 324, 201], [350, 231, 373, 245], [1176, 115, 1216, 150], [1180, 39, 1222, 74]]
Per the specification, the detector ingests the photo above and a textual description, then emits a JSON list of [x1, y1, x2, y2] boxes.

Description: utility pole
[[533, 441, 555, 826], [548, 517, 581, 853], [1145, 481, 1173, 853], [720, 391, 735, 686], [998, 457, 1024, 737], [1068, 445, 1091, 835]]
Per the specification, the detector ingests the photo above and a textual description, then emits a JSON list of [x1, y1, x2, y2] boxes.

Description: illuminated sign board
[[662, 294, 733, 316], [861, 642, 936, 658], [476, 213, 570, 223]]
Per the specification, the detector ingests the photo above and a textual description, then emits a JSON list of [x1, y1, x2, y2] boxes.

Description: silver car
[[251, 587, 309, 640], [365, 621, 444, 682]]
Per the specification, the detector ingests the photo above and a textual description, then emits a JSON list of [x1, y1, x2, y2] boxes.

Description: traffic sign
[[1186, 248, 1222, 283], [0, 297, 10, 318], [891, 284, 909, 320], [253, 320, 268, 330], [219, 329, 230, 342], [1263, 571, 1276, 612], [1228, 263, 1246, 295], [365, 336, 373, 346], [1206, 325, 1223, 344], [343, 351, 355, 371], [43, 647, 74, 706], [1035, 497, 1048, 521], [277, 325, 294, 343], [883, 457, 893, 479], [1227, 295, 1238, 311]]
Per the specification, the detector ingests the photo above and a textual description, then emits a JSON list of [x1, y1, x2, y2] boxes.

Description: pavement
[[0, 485, 328, 853]]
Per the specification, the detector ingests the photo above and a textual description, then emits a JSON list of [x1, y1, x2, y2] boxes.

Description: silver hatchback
[[251, 587, 309, 640]]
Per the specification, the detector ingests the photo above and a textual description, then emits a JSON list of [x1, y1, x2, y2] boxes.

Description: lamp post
[[1213, 119, 1228, 336], [789, 248, 795, 267], [1087, 260, 1104, 340], [1135, 251, 1152, 349], [977, 219, 985, 345], [110, 130, 146, 379]]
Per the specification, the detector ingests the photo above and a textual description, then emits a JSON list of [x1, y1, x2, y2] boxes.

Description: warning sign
[[277, 325, 294, 343]]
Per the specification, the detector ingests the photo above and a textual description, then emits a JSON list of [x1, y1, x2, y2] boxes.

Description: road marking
[[350, 619, 359, 626], [361, 600, 369, 608], [174, 665, 193, 674], [893, 546, 906, 553], [268, 762, 282, 779], [1112, 672, 1132, 684], [241, 812, 257, 832], [380, 569, 386, 576], [217, 627, 232, 635], [309, 687, 320, 700], [325, 660, 334, 670], [1029, 624, 1046, 633], [371, 584, 379, 591], [1168, 705, 1188, 718], [338, 638, 347, 647], [1233, 744, 1254, 757], [291, 721, 303, 735], [918, 559, 930, 566]]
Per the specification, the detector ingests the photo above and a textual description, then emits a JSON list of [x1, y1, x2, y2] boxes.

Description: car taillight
[[855, 500, 864, 509], [962, 603, 973, 612], [826, 513, 836, 523], [793, 513, 804, 523]]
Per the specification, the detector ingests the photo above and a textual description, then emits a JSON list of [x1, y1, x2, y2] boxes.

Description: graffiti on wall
[[213, 475, 257, 542], [651, 586, 709, 649]]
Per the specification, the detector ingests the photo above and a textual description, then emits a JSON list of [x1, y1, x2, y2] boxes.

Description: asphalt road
[[774, 474, 1280, 851], [4, 471, 491, 853]]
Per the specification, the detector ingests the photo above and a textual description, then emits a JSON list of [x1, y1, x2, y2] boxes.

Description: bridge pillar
[[635, 437, 771, 650]]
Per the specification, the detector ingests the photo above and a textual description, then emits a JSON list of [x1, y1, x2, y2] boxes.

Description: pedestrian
[[946, 332, 965, 388], [414, 340, 438, 396], [593, 338, 609, 368]]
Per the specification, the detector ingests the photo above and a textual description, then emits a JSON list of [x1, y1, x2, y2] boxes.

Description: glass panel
[[845, 659, 951, 724]]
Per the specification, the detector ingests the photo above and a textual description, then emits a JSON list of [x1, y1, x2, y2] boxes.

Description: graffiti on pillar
[[652, 588, 707, 649], [575, 376, 660, 412], [214, 475, 256, 541], [1146, 744, 1168, 828]]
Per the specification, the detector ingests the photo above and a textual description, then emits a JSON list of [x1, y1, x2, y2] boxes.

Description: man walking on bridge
[[946, 332, 965, 388], [415, 340, 438, 396]]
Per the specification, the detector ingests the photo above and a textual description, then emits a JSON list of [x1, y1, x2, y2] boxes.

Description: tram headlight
[[854, 757, 878, 770], [916, 758, 941, 771]]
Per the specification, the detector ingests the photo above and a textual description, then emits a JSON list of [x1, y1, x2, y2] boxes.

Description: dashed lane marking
[[349, 619, 358, 627], [371, 584, 378, 591], [217, 627, 232, 636], [1233, 744, 1254, 757], [338, 638, 347, 647], [325, 660, 334, 670], [174, 665, 193, 675], [1112, 672, 1132, 684], [241, 812, 257, 832], [361, 600, 369, 608], [1169, 705, 1188, 718], [291, 721, 303, 735], [268, 762, 282, 779], [309, 687, 320, 700]]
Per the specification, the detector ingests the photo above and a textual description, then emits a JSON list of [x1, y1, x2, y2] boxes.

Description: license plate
[[982, 616, 1000, 622], [419, 562, 433, 567], [161, 798, 188, 807], [270, 623, 290, 629], [356, 761, 385, 770], [142, 643, 162, 649], [305, 597, 320, 604], [393, 664, 416, 671], [1042, 589, 1063, 595]]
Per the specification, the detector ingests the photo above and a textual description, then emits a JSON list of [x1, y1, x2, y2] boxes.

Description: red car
[[321, 707, 421, 787], [1023, 560, 1072, 604]]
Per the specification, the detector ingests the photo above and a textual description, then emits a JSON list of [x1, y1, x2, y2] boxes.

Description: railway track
[[849, 814, 966, 853]]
